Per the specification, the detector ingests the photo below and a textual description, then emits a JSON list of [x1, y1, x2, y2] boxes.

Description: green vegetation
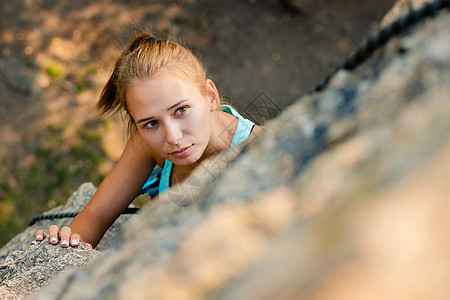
[[45, 63, 62, 78], [0, 121, 111, 247], [75, 63, 97, 92], [46, 61, 98, 94]]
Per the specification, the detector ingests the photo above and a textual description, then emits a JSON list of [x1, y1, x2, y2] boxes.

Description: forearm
[[69, 204, 108, 248], [68, 176, 142, 248], [69, 132, 154, 248]]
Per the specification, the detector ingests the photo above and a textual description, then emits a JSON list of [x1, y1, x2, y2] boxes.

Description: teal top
[[140, 105, 255, 198]]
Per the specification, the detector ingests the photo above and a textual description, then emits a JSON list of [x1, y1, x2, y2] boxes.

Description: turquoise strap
[[159, 160, 172, 194], [220, 105, 255, 148], [141, 168, 162, 191]]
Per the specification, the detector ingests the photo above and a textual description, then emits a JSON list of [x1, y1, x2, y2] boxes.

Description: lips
[[169, 145, 192, 158]]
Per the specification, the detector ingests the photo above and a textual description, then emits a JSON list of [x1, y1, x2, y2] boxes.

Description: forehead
[[126, 69, 203, 116]]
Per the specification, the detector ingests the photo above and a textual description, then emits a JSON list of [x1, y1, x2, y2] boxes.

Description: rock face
[[0, 242, 98, 300], [2, 1, 450, 299], [0, 183, 133, 299], [0, 182, 132, 262], [381, 0, 435, 27]]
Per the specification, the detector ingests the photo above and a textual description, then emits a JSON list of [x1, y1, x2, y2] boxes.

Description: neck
[[201, 109, 238, 161]]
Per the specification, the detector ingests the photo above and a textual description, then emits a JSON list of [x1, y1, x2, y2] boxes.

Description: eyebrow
[[136, 100, 189, 124]]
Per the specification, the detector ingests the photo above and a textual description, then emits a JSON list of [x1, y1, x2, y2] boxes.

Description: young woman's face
[[126, 69, 214, 166]]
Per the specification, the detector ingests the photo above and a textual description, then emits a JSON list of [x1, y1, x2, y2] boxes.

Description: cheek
[[188, 109, 211, 138], [197, 111, 212, 142], [138, 130, 165, 150]]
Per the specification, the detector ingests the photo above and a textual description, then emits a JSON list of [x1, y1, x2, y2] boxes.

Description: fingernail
[[50, 237, 58, 244], [36, 235, 42, 240], [71, 239, 78, 246], [61, 240, 68, 247]]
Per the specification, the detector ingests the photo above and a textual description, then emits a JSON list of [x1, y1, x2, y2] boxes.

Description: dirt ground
[[0, 0, 396, 245]]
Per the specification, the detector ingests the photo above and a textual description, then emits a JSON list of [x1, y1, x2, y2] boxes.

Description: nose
[[164, 121, 182, 145]]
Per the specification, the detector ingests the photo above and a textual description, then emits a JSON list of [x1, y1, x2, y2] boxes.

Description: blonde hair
[[98, 33, 211, 132]]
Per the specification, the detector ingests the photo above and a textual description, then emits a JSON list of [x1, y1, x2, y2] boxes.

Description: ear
[[205, 79, 220, 111]]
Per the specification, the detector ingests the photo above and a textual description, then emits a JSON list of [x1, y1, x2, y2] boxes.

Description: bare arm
[[36, 131, 155, 248]]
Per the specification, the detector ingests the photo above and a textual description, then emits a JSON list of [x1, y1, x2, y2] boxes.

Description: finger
[[70, 233, 81, 247], [35, 230, 48, 241], [60, 226, 71, 248], [48, 225, 59, 244]]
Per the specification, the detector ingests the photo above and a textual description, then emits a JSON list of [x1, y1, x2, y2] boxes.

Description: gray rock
[[0, 182, 134, 299], [3, 1, 450, 299], [381, 0, 435, 27], [0, 241, 98, 300], [0, 182, 133, 265]]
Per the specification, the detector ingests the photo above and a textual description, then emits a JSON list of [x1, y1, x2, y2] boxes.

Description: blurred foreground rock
[[2, 1, 450, 299]]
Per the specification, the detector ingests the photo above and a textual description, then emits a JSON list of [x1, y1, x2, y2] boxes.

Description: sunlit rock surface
[[2, 1, 450, 299]]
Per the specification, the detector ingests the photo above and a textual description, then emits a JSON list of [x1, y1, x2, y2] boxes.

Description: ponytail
[[97, 34, 155, 116]]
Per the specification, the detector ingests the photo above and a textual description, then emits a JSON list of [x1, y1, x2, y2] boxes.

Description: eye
[[175, 105, 188, 116], [144, 120, 159, 129]]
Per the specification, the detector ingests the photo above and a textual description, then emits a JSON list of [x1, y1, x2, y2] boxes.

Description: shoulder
[[127, 130, 166, 167], [125, 130, 156, 161], [249, 124, 264, 138]]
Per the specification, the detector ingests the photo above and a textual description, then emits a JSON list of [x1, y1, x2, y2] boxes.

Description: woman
[[35, 34, 262, 248]]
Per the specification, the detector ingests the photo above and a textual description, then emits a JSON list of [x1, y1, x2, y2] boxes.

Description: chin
[[184, 149, 204, 166], [173, 158, 193, 166]]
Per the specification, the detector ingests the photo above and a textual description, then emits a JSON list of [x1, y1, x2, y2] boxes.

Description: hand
[[35, 225, 92, 249]]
